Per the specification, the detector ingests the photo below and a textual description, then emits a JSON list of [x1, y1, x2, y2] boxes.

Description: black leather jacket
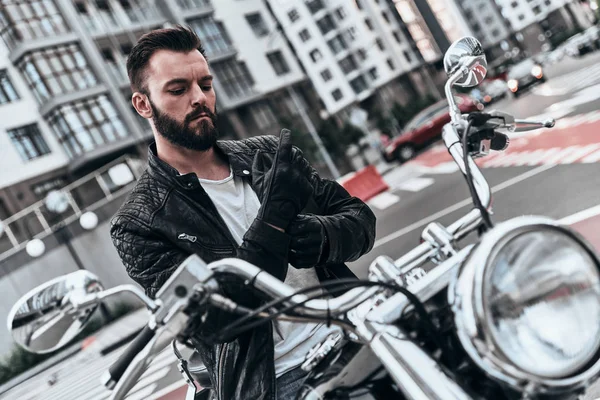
[[110, 136, 376, 399]]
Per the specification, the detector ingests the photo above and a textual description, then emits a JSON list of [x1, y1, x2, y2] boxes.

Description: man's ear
[[132, 92, 152, 119]]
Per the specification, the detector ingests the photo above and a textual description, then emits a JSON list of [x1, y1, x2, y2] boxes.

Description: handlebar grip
[[103, 325, 155, 390]]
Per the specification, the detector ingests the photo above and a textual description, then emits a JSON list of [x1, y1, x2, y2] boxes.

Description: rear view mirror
[[7, 270, 104, 353], [444, 37, 488, 87]]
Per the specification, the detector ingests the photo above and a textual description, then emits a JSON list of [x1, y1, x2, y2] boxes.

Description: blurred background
[[0, 0, 599, 399]]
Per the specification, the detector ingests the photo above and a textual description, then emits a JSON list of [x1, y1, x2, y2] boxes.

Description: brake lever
[[107, 312, 189, 400]]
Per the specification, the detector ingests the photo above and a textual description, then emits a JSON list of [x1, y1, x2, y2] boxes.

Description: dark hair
[[126, 25, 207, 93]]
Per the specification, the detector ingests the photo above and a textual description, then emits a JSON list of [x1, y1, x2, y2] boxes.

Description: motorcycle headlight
[[451, 216, 600, 393]]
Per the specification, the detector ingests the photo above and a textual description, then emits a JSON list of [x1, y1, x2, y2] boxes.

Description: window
[[119, 0, 158, 23], [356, 48, 367, 60], [189, 16, 234, 56], [472, 23, 481, 33], [387, 58, 395, 70], [94, 0, 118, 26], [365, 18, 374, 31], [511, 1, 518, 7], [32, 177, 66, 198], [288, 9, 300, 22], [245, 13, 269, 37], [518, 14, 525, 20], [332, 88, 343, 101], [334, 7, 347, 20], [7, 124, 51, 161], [211, 60, 255, 100], [339, 55, 357, 74], [267, 51, 290, 75], [47, 95, 128, 158], [404, 50, 412, 63], [532, 5, 541, 14], [18, 44, 98, 104], [492, 29, 500, 37], [327, 35, 348, 54], [350, 76, 368, 94], [176, 0, 212, 10], [343, 26, 357, 42], [376, 38, 385, 50], [382, 12, 391, 23], [299, 28, 311, 42], [0, 0, 70, 50], [484, 16, 494, 24], [0, 70, 19, 105], [316, 15, 336, 35], [392, 31, 402, 43], [355, 0, 363, 10], [310, 49, 323, 62], [544, 0, 551, 5], [306, 0, 325, 14], [252, 102, 277, 129], [368, 67, 379, 80], [320, 69, 333, 81]]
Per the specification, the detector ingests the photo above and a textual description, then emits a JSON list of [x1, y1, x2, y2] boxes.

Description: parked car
[[383, 94, 483, 163], [506, 58, 546, 97], [479, 79, 509, 105], [565, 32, 596, 57]]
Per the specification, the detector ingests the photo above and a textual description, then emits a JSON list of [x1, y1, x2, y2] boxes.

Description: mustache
[[185, 107, 216, 124]]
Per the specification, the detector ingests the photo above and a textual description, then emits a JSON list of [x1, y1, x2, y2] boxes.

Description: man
[[110, 26, 376, 399]]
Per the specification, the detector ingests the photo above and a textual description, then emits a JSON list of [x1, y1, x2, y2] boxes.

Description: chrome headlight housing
[[450, 216, 600, 393]]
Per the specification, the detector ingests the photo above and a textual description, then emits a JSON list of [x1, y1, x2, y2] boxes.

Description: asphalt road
[[4, 50, 600, 400]]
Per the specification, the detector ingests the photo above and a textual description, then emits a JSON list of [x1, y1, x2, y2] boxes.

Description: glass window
[[334, 7, 346, 20], [252, 102, 277, 129], [288, 9, 300, 22], [47, 95, 128, 158], [382, 11, 391, 23], [350, 75, 367, 94], [316, 14, 336, 35], [189, 16, 234, 57], [365, 18, 374, 31], [332, 88, 343, 101], [368, 67, 378, 80], [18, 44, 98, 104], [0, 70, 19, 105], [245, 13, 269, 37], [376, 38, 385, 50], [320, 69, 332, 82], [305, 0, 325, 14], [339, 55, 357, 74], [327, 34, 348, 54], [309, 49, 322, 62], [176, 0, 212, 10], [387, 58, 395, 70], [7, 124, 51, 161], [211, 60, 255, 100], [404, 50, 412, 63], [299, 28, 311, 42], [266, 51, 290, 76], [0, 0, 69, 50], [393, 31, 402, 43]]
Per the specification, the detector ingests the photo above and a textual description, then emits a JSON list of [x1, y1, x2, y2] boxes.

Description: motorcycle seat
[[188, 351, 213, 389]]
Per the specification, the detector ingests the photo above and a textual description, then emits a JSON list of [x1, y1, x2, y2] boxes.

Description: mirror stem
[[73, 285, 159, 312], [445, 69, 466, 124]]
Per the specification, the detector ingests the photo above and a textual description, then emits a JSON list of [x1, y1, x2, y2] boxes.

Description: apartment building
[[265, 0, 438, 119]]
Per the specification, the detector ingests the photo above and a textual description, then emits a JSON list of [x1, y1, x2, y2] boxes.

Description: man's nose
[[190, 84, 207, 107]]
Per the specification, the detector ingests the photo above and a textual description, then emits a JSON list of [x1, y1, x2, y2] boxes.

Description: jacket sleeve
[[292, 147, 377, 264]]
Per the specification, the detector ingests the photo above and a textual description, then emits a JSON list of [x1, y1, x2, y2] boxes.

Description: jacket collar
[[147, 141, 252, 189]]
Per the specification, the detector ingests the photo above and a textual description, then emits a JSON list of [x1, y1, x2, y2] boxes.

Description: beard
[[150, 100, 219, 151]]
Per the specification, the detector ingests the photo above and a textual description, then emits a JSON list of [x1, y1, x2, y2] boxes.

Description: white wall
[[0, 44, 68, 190], [495, 0, 567, 31]]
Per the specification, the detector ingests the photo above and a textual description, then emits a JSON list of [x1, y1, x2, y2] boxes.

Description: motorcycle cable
[[463, 114, 494, 232], [209, 279, 448, 358]]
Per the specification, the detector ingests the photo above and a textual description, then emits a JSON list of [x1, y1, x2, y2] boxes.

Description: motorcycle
[[8, 36, 600, 400]]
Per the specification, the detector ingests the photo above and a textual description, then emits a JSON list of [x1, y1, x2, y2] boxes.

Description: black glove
[[253, 129, 313, 230], [288, 215, 329, 268]]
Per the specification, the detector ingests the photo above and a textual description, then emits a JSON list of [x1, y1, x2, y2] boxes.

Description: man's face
[[136, 49, 219, 151]]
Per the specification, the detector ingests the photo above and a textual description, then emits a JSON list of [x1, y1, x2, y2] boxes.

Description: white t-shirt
[[199, 168, 338, 377]]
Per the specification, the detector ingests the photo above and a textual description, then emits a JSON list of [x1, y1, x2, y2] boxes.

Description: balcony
[[0, 155, 144, 264], [176, 0, 212, 11], [105, 60, 129, 87]]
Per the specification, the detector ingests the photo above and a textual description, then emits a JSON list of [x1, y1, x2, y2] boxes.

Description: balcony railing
[[0, 155, 145, 263], [176, 0, 212, 11]]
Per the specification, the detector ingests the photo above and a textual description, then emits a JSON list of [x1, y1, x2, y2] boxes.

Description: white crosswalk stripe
[[480, 145, 600, 168], [0, 346, 178, 400], [534, 64, 600, 95]]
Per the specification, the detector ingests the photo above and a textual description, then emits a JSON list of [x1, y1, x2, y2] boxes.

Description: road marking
[[373, 164, 555, 248], [395, 177, 435, 192], [559, 204, 600, 226], [148, 382, 190, 400], [368, 192, 400, 210]]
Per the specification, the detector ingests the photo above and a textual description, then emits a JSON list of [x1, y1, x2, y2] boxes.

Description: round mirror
[[7, 270, 104, 353], [443, 37, 488, 87]]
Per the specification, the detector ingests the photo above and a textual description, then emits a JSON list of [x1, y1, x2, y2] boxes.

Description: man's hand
[[253, 129, 313, 230], [288, 215, 329, 268]]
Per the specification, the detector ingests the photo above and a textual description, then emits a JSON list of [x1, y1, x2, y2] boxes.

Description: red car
[[383, 94, 483, 162]]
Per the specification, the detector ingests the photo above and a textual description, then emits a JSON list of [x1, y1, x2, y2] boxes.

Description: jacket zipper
[[218, 343, 229, 400]]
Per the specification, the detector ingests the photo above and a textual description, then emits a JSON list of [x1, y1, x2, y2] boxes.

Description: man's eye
[[169, 89, 185, 95], [202, 86, 213, 92]]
